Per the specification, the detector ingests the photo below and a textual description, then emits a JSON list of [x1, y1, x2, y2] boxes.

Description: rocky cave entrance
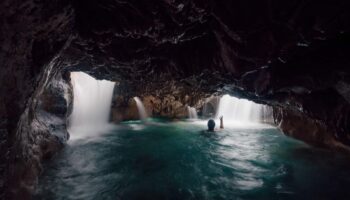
[[2, 0, 350, 199], [9, 59, 350, 199]]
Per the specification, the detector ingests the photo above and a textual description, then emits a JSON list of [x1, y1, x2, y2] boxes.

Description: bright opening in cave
[[215, 95, 273, 125]]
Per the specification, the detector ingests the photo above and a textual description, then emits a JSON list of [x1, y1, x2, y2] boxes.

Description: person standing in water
[[207, 116, 224, 131]]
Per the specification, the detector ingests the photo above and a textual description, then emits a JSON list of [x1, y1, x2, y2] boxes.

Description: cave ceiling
[[55, 0, 349, 101], [1, 0, 350, 128]]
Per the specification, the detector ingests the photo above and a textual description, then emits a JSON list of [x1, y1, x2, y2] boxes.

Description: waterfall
[[187, 106, 198, 119], [216, 95, 270, 123], [260, 105, 274, 124], [68, 72, 115, 140], [133, 97, 148, 121]]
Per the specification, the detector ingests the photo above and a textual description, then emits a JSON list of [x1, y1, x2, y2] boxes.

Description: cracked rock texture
[[111, 81, 206, 121]]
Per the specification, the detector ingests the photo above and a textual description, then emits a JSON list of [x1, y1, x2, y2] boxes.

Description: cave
[[1, 0, 350, 199]]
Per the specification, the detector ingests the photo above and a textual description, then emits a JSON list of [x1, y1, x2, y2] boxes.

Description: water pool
[[35, 120, 350, 200]]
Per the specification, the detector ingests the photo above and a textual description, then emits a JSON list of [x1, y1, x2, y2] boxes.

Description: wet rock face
[[273, 89, 350, 149], [0, 0, 74, 197], [274, 107, 350, 151], [111, 82, 205, 121], [142, 95, 189, 119], [112, 95, 195, 121], [6, 72, 73, 199], [37, 72, 73, 142], [201, 97, 220, 118], [1, 0, 350, 198]]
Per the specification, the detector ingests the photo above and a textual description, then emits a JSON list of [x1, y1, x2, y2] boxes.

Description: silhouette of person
[[207, 119, 216, 131]]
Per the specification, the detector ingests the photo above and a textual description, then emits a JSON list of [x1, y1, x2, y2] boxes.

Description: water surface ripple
[[35, 120, 350, 200]]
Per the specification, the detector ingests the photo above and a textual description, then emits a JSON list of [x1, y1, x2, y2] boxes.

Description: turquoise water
[[35, 120, 350, 200]]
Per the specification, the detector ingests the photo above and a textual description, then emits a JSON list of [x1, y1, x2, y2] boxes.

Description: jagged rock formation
[[111, 95, 200, 121], [201, 96, 220, 118], [111, 81, 206, 121], [6, 70, 73, 199], [1, 0, 350, 199], [273, 107, 349, 151]]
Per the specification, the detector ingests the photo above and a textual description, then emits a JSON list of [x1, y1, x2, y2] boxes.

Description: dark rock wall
[[273, 88, 350, 150], [6, 61, 73, 199], [0, 0, 74, 198], [274, 107, 350, 151]]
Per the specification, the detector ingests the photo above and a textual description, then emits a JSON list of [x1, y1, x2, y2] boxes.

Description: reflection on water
[[35, 120, 350, 200]]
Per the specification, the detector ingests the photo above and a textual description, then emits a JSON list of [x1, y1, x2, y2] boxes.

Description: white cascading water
[[187, 106, 198, 119], [260, 105, 274, 124], [216, 95, 270, 124], [68, 72, 115, 140], [133, 97, 148, 121]]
